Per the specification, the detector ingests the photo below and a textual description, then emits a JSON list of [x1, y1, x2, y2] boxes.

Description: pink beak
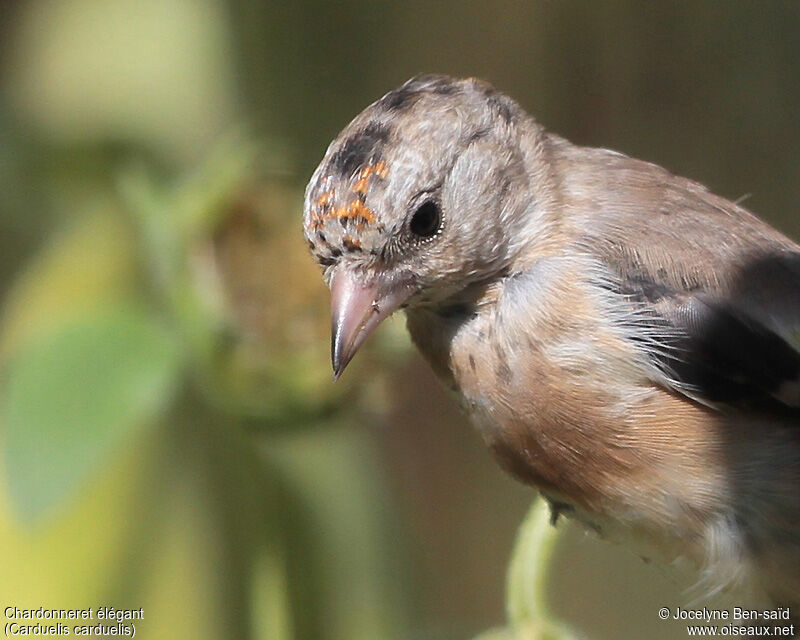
[[330, 268, 414, 380]]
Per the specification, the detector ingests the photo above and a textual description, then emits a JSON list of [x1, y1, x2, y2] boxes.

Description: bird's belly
[[448, 330, 646, 514], [408, 306, 800, 601], [458, 357, 800, 604]]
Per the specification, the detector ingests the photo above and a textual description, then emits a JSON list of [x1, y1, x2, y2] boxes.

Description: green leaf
[[2, 308, 182, 522]]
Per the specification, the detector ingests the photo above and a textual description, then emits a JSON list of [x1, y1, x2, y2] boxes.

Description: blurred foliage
[[0, 124, 413, 636], [3, 306, 180, 520], [0, 2, 409, 638], [1, 1, 799, 639]]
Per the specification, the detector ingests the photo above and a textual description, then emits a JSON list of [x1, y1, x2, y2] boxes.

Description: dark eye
[[409, 200, 442, 239]]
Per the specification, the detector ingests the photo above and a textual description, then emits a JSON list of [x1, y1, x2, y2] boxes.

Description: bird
[[302, 74, 800, 621]]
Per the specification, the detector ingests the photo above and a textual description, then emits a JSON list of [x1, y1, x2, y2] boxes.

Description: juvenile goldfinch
[[303, 75, 800, 620]]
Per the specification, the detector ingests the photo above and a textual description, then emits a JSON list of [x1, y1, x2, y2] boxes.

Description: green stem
[[506, 496, 578, 640]]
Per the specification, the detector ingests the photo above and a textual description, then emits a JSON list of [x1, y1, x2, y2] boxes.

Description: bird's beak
[[330, 268, 413, 380]]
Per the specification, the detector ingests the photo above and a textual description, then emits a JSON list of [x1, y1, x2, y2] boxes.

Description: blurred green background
[[1, 2, 798, 639]]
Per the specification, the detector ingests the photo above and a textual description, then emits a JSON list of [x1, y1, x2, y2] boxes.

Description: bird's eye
[[409, 200, 442, 239]]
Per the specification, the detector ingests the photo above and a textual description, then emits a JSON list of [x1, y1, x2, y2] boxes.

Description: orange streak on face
[[374, 160, 388, 179], [306, 162, 388, 234], [308, 210, 325, 230], [343, 199, 377, 224], [357, 161, 389, 183], [342, 235, 362, 251]]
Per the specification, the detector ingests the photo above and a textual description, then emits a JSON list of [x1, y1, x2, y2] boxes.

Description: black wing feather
[[613, 265, 800, 411]]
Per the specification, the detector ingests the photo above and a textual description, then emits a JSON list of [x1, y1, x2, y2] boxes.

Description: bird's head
[[303, 75, 546, 378]]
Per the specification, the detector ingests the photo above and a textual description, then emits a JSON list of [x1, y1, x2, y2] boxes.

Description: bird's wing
[[604, 261, 800, 410], [564, 144, 800, 411]]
